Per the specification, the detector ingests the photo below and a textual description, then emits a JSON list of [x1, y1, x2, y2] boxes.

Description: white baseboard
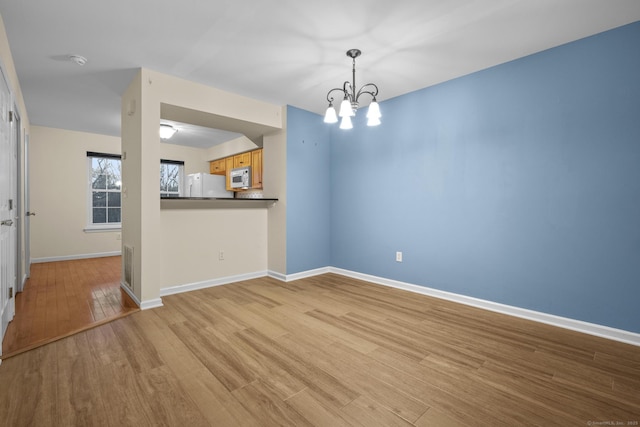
[[32, 251, 121, 264], [119, 281, 162, 310], [267, 270, 287, 281], [160, 270, 268, 297], [278, 266, 640, 347], [140, 298, 163, 310], [281, 267, 332, 282]]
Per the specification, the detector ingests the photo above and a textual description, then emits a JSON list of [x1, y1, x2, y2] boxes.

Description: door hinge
[[9, 110, 13, 122], [9, 287, 13, 298]]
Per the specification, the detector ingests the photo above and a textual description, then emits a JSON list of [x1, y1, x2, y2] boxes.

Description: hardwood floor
[[1, 256, 139, 359], [0, 273, 638, 426]]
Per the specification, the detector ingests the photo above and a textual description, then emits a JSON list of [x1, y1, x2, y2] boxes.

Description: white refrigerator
[[186, 173, 233, 198]]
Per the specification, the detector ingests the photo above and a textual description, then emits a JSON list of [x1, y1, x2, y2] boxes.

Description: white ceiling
[[2, 0, 640, 144]]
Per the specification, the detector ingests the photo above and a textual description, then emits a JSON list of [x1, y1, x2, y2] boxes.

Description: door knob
[[26, 211, 36, 216], [1, 219, 13, 226]]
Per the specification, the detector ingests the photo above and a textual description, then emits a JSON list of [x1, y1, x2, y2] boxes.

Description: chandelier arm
[[355, 83, 379, 102], [342, 81, 355, 101], [326, 87, 347, 103]]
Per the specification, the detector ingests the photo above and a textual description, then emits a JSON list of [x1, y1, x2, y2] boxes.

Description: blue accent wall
[[287, 22, 640, 333], [286, 106, 332, 273]]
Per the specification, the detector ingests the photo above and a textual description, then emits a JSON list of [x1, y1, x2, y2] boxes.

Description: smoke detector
[[68, 54, 87, 66]]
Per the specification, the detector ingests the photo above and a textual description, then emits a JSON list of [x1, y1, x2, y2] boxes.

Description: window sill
[[84, 225, 122, 233]]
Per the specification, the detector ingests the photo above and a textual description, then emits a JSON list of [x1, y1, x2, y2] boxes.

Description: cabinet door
[[233, 152, 251, 168], [251, 149, 263, 189], [209, 159, 226, 175], [225, 157, 235, 191]]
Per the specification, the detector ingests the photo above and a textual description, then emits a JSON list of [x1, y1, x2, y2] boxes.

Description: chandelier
[[323, 49, 381, 129]]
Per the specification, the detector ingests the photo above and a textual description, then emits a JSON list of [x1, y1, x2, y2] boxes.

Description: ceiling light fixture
[[159, 124, 178, 139], [68, 54, 87, 66], [324, 49, 381, 129]]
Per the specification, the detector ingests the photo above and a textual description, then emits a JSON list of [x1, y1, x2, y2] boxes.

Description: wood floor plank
[[285, 388, 356, 427], [340, 395, 416, 427], [231, 379, 314, 427]]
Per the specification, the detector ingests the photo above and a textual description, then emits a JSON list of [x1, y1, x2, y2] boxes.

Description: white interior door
[[0, 67, 16, 342]]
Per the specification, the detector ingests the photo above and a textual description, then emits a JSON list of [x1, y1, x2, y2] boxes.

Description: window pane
[[168, 178, 179, 192], [92, 174, 106, 189], [160, 165, 168, 191], [93, 191, 107, 207], [108, 192, 121, 207], [108, 207, 121, 223], [93, 208, 106, 223], [107, 176, 119, 190], [160, 163, 182, 195]]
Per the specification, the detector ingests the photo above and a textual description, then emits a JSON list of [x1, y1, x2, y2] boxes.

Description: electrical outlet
[[396, 251, 403, 262], [219, 251, 224, 261]]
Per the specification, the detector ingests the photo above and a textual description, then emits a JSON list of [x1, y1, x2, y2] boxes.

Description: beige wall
[[264, 107, 287, 275], [160, 208, 268, 288], [160, 141, 210, 176], [29, 126, 122, 260], [206, 135, 259, 161]]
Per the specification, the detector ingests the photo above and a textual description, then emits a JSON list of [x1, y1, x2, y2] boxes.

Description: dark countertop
[[160, 196, 278, 209]]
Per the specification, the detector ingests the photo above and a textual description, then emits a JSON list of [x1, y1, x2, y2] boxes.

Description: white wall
[[29, 126, 121, 261]]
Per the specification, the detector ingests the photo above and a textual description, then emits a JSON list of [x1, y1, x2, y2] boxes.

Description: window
[[160, 159, 184, 197], [87, 152, 121, 228]]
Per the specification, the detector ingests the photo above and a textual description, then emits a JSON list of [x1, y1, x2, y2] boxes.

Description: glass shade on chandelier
[[323, 49, 381, 129]]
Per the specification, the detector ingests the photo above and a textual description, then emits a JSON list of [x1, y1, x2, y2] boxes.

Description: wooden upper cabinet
[[209, 158, 226, 175], [233, 152, 251, 168], [251, 149, 263, 189], [225, 157, 235, 191]]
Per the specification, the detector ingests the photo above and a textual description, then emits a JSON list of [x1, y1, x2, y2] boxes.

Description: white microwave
[[230, 166, 251, 189]]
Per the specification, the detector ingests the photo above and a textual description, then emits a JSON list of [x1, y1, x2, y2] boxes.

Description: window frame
[[86, 152, 122, 232]]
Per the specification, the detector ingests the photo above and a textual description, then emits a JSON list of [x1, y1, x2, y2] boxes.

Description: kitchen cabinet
[[251, 149, 263, 188], [209, 158, 226, 175], [233, 152, 251, 168], [225, 157, 235, 191]]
